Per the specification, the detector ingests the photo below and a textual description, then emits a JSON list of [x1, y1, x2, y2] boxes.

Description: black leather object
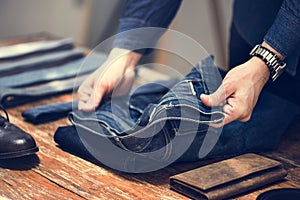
[[256, 188, 300, 200], [0, 105, 38, 159]]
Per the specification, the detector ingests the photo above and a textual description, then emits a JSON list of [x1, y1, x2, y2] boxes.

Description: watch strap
[[250, 44, 286, 81]]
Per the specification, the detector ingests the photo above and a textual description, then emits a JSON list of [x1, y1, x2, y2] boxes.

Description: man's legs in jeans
[[208, 90, 299, 158]]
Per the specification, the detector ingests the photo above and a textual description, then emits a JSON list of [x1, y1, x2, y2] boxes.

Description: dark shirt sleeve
[[264, 0, 300, 58], [112, 0, 182, 54]]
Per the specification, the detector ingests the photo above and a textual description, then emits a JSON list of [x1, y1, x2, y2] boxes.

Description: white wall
[[0, 0, 87, 43], [0, 0, 233, 71], [0, 0, 125, 48]]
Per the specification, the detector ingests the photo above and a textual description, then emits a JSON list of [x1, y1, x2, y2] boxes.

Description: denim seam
[[161, 125, 173, 158], [149, 104, 224, 124]]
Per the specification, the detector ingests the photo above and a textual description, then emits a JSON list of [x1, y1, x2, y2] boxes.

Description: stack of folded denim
[[68, 57, 225, 154], [0, 38, 106, 107], [51, 55, 300, 171], [53, 56, 229, 167], [22, 78, 180, 124]]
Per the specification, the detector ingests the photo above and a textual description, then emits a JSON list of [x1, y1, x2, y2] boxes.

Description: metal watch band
[[249, 44, 286, 81]]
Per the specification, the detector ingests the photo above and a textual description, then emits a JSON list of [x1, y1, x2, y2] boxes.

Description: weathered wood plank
[[2, 97, 299, 200], [0, 158, 84, 200], [4, 109, 187, 200], [0, 35, 299, 200]]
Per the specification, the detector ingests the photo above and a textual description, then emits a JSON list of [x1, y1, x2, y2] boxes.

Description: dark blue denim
[[55, 56, 300, 164], [0, 49, 84, 77], [0, 53, 106, 87], [55, 89, 299, 163], [0, 74, 88, 108], [0, 38, 74, 60], [181, 90, 300, 162], [22, 101, 77, 124], [66, 56, 224, 156], [21, 78, 179, 124], [234, 0, 300, 76], [0, 50, 107, 107], [229, 20, 300, 106]]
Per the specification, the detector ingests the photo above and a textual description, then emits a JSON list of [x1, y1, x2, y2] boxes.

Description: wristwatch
[[250, 44, 286, 81]]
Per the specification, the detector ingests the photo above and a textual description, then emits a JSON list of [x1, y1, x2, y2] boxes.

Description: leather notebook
[[170, 153, 287, 200]]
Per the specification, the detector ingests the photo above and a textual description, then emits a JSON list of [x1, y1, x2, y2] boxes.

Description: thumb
[[200, 86, 227, 107]]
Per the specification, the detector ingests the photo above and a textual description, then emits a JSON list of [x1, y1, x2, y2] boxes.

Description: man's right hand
[[77, 48, 142, 112]]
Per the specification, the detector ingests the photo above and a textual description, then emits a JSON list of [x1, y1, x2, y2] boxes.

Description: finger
[[200, 86, 227, 107], [77, 80, 94, 100], [207, 112, 233, 128], [221, 110, 249, 126], [78, 85, 105, 112], [207, 122, 224, 128], [208, 114, 235, 128], [77, 85, 93, 110], [223, 99, 252, 124], [223, 98, 240, 122], [78, 89, 91, 102], [78, 102, 97, 112], [89, 87, 105, 110], [223, 103, 234, 116], [207, 107, 236, 128], [239, 114, 251, 122], [207, 98, 237, 127], [78, 100, 89, 111], [78, 98, 97, 112]]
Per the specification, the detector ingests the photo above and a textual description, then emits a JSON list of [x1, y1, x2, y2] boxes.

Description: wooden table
[[0, 35, 299, 200]]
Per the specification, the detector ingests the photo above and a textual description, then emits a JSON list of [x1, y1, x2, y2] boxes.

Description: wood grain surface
[[0, 35, 299, 200]]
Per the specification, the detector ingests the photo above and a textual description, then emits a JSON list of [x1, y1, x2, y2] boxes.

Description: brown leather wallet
[[170, 153, 287, 200]]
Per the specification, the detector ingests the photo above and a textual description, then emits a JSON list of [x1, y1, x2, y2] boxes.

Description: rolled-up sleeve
[[264, 0, 300, 74], [112, 0, 182, 54]]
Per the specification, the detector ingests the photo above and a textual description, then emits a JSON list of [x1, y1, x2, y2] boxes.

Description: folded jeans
[[0, 48, 84, 77], [54, 56, 300, 171], [0, 38, 74, 60], [22, 78, 179, 124], [0, 52, 106, 87]]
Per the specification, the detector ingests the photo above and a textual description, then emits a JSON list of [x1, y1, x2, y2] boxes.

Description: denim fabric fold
[[0, 74, 88, 108], [54, 56, 300, 166], [55, 90, 299, 164], [22, 78, 179, 124], [66, 56, 225, 162], [0, 53, 106, 87], [22, 101, 77, 124], [0, 38, 74, 60], [54, 125, 96, 161], [0, 49, 85, 77]]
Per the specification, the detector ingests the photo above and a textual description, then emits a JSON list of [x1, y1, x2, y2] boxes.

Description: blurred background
[[0, 0, 233, 72]]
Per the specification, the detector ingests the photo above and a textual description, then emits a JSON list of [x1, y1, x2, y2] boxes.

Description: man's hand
[[200, 56, 270, 126], [78, 48, 142, 112]]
